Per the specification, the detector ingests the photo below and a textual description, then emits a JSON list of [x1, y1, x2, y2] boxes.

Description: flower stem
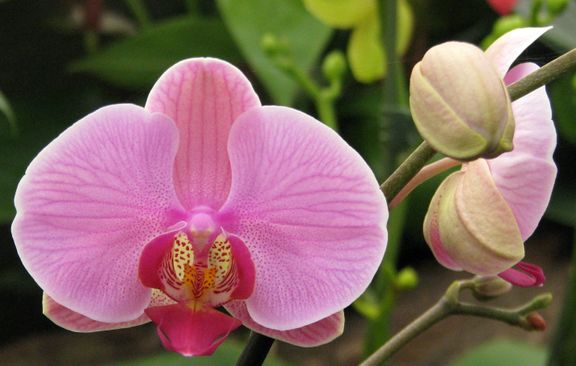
[[273, 59, 339, 130], [124, 0, 151, 29], [508, 48, 576, 101], [359, 279, 552, 366], [546, 231, 576, 366], [380, 141, 436, 202], [236, 332, 275, 366]]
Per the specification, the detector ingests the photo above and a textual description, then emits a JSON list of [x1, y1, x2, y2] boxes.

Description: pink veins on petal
[[12, 58, 388, 355]]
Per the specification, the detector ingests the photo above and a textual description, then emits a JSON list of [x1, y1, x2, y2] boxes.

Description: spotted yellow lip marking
[[159, 230, 239, 309]]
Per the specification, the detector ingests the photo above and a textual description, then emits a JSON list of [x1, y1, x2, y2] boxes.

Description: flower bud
[[395, 266, 419, 290], [527, 312, 547, 331], [472, 276, 512, 300], [322, 51, 347, 83], [423, 159, 524, 276], [410, 42, 515, 160]]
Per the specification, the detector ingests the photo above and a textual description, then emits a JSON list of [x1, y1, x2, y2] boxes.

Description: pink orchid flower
[[12, 58, 388, 356], [487, 0, 517, 15], [425, 27, 557, 287]]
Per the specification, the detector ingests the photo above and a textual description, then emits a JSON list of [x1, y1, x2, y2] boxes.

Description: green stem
[[379, 0, 400, 177], [0, 90, 17, 137], [316, 93, 338, 130], [546, 230, 576, 366], [360, 279, 552, 366], [184, 0, 199, 13], [363, 1, 406, 358], [508, 48, 576, 101], [124, 0, 151, 29], [236, 332, 275, 366], [279, 62, 339, 129], [380, 141, 436, 202], [83, 30, 99, 55], [381, 0, 399, 106]]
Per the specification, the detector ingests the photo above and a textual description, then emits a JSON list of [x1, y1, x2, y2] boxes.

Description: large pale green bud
[[423, 160, 524, 276], [410, 42, 515, 160]]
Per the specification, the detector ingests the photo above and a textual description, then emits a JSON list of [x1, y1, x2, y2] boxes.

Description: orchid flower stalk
[[12, 58, 388, 356]]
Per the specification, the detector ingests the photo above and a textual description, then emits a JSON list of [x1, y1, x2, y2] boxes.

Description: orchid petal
[[43, 293, 150, 332], [146, 58, 261, 211], [12, 104, 183, 322], [488, 63, 557, 239], [221, 106, 387, 330], [498, 261, 545, 287], [42, 290, 175, 332], [423, 172, 464, 272], [225, 301, 344, 347], [484, 27, 551, 77], [145, 304, 241, 356]]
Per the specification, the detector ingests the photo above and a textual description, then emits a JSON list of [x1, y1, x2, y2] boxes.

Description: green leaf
[[71, 16, 242, 89], [107, 340, 287, 366], [550, 72, 576, 145], [546, 183, 576, 227], [0, 90, 17, 137], [217, 0, 332, 105], [451, 339, 548, 366], [543, 1, 576, 51]]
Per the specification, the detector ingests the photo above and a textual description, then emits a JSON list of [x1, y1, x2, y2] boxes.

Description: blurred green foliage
[[71, 16, 243, 89], [451, 339, 547, 366], [217, 0, 332, 105], [108, 340, 287, 366]]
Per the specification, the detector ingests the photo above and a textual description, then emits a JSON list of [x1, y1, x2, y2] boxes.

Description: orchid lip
[[498, 261, 545, 287]]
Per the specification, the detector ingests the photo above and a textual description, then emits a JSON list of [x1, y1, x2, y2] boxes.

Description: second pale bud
[[410, 42, 515, 160], [423, 159, 524, 276]]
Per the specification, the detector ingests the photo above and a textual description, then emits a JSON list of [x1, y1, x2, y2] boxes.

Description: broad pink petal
[[145, 304, 241, 356], [146, 58, 261, 211], [221, 106, 388, 330], [484, 27, 551, 77], [226, 301, 344, 346], [12, 104, 183, 322], [43, 293, 150, 332], [488, 63, 557, 240]]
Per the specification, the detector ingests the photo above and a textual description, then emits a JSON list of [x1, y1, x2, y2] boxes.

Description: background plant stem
[[236, 332, 275, 366], [546, 230, 576, 366], [362, 0, 404, 358]]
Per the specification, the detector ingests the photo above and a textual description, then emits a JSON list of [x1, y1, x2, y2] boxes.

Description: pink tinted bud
[[423, 160, 524, 276]]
